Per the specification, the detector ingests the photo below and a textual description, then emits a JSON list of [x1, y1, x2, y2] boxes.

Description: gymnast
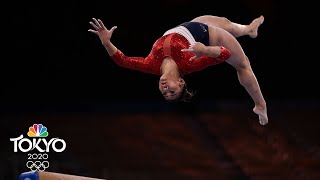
[[88, 14, 268, 125]]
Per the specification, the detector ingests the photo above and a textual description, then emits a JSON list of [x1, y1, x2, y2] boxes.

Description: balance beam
[[19, 171, 105, 180]]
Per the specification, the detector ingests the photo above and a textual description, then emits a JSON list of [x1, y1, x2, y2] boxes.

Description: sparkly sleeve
[[190, 46, 231, 72], [110, 50, 159, 75]]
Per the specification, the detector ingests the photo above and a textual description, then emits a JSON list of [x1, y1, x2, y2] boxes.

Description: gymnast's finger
[[181, 48, 194, 52], [98, 19, 106, 29], [92, 18, 101, 28], [89, 21, 99, 30], [189, 55, 197, 61], [88, 29, 98, 34], [109, 26, 117, 33]]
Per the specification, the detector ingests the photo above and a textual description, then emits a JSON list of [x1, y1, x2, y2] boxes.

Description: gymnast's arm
[[88, 18, 157, 74], [110, 49, 158, 75]]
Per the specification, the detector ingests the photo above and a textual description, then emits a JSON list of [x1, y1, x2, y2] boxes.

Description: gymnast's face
[[159, 76, 185, 101]]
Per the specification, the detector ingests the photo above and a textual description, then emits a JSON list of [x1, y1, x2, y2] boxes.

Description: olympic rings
[[26, 161, 49, 171]]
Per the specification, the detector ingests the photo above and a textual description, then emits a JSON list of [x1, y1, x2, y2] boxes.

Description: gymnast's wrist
[[102, 40, 112, 47], [206, 46, 221, 58]]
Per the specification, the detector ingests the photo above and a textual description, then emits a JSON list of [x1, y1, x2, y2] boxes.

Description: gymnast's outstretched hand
[[88, 18, 117, 46]]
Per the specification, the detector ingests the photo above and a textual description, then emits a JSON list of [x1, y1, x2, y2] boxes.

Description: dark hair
[[178, 83, 195, 102]]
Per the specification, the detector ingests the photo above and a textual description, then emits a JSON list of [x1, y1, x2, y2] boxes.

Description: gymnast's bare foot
[[253, 105, 268, 125], [248, 15, 264, 38]]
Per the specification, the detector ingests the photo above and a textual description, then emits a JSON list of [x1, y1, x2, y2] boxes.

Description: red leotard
[[111, 33, 231, 75]]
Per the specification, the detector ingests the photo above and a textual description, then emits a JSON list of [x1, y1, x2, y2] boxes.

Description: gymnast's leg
[[191, 15, 264, 38], [228, 55, 268, 125], [207, 26, 268, 125]]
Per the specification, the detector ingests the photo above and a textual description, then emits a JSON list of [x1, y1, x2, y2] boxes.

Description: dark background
[[2, 0, 320, 179], [3, 0, 319, 109]]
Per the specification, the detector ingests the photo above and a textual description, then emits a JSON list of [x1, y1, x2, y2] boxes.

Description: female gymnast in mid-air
[[88, 14, 268, 125]]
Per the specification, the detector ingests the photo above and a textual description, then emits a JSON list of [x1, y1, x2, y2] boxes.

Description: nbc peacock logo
[[27, 124, 49, 137]]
